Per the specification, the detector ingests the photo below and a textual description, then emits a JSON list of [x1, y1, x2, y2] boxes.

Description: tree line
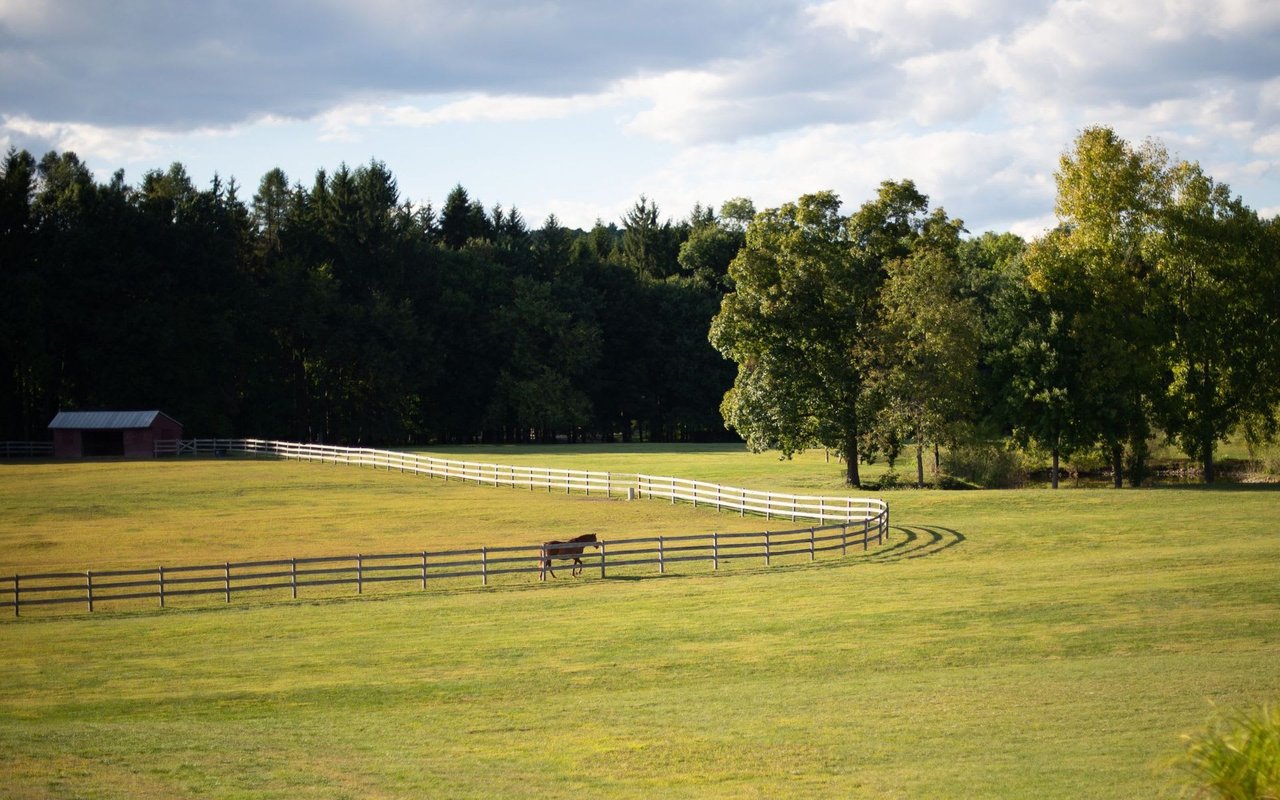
[[4, 126, 1278, 485], [0, 151, 745, 445], [712, 127, 1280, 486]]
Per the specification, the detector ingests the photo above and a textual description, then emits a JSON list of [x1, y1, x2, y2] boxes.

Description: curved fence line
[[155, 438, 887, 525], [0, 438, 891, 617], [1, 521, 888, 617]]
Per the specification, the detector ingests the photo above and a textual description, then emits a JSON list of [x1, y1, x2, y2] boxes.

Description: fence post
[[224, 562, 231, 603], [598, 541, 607, 579], [740, 488, 745, 517], [357, 554, 364, 595], [765, 531, 771, 566], [291, 558, 297, 599], [13, 574, 18, 617], [421, 551, 428, 590], [841, 525, 847, 557], [87, 571, 94, 613], [159, 565, 165, 608], [659, 537, 665, 575], [482, 547, 488, 586], [713, 532, 719, 571], [766, 493, 771, 521], [809, 527, 815, 561], [863, 518, 870, 550]]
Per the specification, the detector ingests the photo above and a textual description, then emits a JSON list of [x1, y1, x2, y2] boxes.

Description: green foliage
[[1175, 702, 1280, 799], [1151, 162, 1279, 482], [0, 150, 740, 445], [711, 182, 951, 487], [872, 208, 980, 487], [942, 440, 1029, 488], [1029, 127, 1169, 487], [4, 133, 1278, 470]]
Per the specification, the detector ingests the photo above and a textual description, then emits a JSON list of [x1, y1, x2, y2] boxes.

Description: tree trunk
[[915, 443, 924, 489], [1111, 443, 1124, 489], [1127, 431, 1148, 487], [1051, 447, 1060, 489], [1203, 433, 1215, 483], [845, 431, 861, 487], [933, 443, 940, 481]]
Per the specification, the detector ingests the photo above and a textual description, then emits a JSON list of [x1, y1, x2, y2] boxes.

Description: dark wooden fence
[[1, 517, 888, 617]]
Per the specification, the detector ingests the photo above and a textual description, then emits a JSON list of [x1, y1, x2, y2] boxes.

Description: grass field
[[1, 447, 1278, 798]]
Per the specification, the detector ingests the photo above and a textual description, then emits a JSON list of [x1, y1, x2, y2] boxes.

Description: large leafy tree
[[1029, 127, 1167, 486], [1150, 161, 1278, 481], [992, 230, 1089, 488], [711, 184, 928, 486], [871, 208, 979, 487]]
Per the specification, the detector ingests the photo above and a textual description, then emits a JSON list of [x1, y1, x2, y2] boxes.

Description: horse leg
[[572, 557, 583, 577]]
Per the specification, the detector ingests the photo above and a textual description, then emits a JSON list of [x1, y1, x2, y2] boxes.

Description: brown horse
[[538, 533, 599, 580]]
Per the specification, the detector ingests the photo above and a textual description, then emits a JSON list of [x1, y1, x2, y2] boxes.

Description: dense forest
[[2, 126, 1279, 485], [0, 149, 741, 445]]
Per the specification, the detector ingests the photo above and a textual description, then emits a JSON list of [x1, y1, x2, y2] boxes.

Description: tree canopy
[[3, 128, 1278, 486]]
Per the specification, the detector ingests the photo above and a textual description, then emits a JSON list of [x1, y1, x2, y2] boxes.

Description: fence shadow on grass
[[871, 526, 966, 561], [598, 524, 966, 585]]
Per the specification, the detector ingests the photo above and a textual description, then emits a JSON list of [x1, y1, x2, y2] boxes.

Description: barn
[[48, 410, 183, 458]]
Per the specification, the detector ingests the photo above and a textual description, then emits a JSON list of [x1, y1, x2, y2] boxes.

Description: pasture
[[1, 447, 1278, 798]]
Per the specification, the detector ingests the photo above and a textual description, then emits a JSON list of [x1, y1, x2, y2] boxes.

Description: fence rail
[[0, 441, 53, 457], [154, 439, 887, 525], [0, 438, 891, 617], [0, 518, 888, 616]]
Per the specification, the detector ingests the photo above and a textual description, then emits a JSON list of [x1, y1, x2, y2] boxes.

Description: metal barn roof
[[48, 410, 181, 430]]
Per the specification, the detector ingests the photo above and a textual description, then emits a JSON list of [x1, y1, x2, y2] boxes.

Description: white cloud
[[805, 0, 1030, 54], [2, 0, 1278, 236], [316, 92, 626, 141], [0, 114, 168, 163], [1254, 133, 1280, 155]]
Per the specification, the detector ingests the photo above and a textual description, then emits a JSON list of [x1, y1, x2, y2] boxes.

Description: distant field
[[1, 448, 1278, 798], [0, 446, 880, 575]]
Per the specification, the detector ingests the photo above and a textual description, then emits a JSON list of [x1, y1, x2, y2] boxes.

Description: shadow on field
[[869, 526, 966, 562], [597, 525, 967, 585]]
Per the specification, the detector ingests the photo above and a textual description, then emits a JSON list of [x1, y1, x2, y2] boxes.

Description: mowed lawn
[[1, 450, 1278, 798]]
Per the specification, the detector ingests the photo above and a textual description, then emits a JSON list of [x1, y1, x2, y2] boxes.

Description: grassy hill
[[1, 448, 1278, 797]]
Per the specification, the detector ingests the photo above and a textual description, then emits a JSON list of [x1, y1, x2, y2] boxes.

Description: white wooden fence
[[154, 438, 888, 525], [0, 441, 53, 457]]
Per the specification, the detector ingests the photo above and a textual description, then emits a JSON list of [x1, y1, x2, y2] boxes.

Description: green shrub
[[1175, 702, 1280, 799], [874, 469, 902, 490], [942, 441, 1028, 489]]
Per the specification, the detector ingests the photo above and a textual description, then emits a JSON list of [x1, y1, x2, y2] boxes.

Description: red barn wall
[[53, 430, 81, 458]]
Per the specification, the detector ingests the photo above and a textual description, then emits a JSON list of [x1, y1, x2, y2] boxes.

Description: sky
[[2, 0, 1278, 237]]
